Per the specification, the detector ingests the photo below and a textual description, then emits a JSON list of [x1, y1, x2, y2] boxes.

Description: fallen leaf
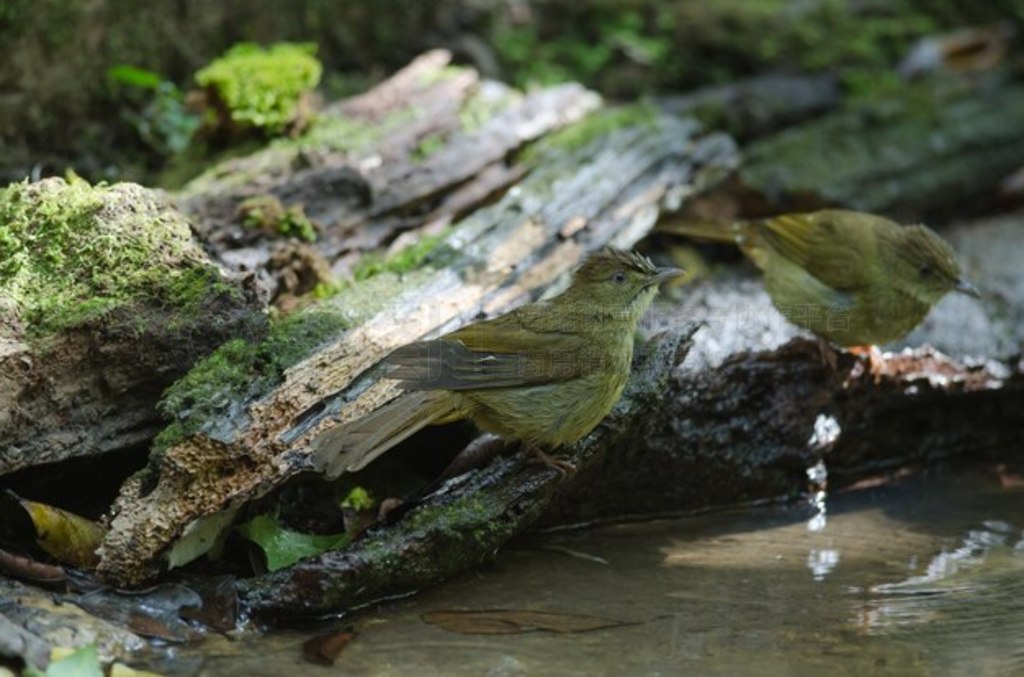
[[302, 629, 356, 666], [8, 493, 106, 569], [0, 548, 67, 584], [422, 609, 639, 635], [236, 514, 347, 571], [72, 585, 204, 642], [37, 644, 102, 677]]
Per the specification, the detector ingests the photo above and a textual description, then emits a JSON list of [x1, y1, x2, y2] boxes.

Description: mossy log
[[656, 72, 840, 140], [736, 78, 1024, 219], [96, 84, 741, 584], [177, 50, 604, 305], [0, 179, 264, 475], [238, 211, 1024, 619]]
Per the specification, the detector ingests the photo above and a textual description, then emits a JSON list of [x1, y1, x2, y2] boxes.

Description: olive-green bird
[[663, 209, 978, 347], [320, 248, 682, 476]]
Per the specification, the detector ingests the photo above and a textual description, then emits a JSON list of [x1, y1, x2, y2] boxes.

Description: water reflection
[[185, 466, 1024, 677]]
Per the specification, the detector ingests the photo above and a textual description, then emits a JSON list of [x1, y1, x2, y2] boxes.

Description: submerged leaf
[[422, 609, 640, 635], [302, 628, 356, 666], [236, 515, 347, 571], [73, 584, 205, 642], [14, 495, 106, 569], [42, 644, 103, 677]]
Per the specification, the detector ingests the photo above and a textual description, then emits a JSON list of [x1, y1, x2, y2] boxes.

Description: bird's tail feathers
[[660, 217, 742, 244], [316, 390, 459, 478]]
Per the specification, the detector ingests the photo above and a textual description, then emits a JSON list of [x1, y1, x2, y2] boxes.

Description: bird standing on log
[[321, 248, 683, 476], [661, 209, 979, 348]]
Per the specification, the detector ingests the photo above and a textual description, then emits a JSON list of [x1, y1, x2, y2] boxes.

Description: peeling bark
[[178, 51, 602, 289]]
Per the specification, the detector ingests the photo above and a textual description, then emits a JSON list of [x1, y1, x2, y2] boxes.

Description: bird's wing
[[387, 310, 595, 390], [756, 210, 871, 292]]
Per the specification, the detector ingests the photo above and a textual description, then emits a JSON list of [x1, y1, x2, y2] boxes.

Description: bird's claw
[[528, 448, 577, 477]]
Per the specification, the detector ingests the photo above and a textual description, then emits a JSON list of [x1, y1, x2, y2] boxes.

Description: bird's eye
[[918, 264, 932, 277], [611, 271, 628, 284]]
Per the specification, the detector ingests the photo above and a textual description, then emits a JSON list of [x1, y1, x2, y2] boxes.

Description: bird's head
[[896, 225, 978, 304], [561, 247, 684, 323]]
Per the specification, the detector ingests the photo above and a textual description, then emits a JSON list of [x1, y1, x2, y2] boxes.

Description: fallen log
[[176, 50, 603, 304], [97, 93, 741, 584], [735, 76, 1024, 218], [238, 211, 1024, 619]]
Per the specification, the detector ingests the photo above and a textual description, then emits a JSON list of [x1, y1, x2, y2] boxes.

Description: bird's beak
[[954, 278, 981, 299], [649, 266, 686, 286]]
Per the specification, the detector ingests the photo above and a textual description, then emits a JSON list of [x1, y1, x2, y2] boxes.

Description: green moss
[[404, 494, 501, 542], [412, 133, 447, 163], [237, 195, 317, 242], [195, 42, 322, 135], [520, 103, 656, 164], [153, 307, 349, 452], [458, 87, 522, 133], [0, 177, 233, 335], [351, 230, 453, 282], [340, 486, 374, 511]]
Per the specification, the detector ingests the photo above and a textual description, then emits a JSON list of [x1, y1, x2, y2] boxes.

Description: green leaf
[[42, 645, 103, 677], [107, 65, 163, 89], [236, 515, 347, 571], [340, 486, 374, 511]]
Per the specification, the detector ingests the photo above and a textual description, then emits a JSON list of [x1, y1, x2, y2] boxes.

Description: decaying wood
[[178, 50, 602, 290], [734, 78, 1024, 219], [656, 72, 840, 139], [96, 92, 741, 584], [0, 182, 265, 476], [237, 213, 1024, 618]]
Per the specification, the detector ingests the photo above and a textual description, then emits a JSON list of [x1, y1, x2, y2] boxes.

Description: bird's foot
[[528, 447, 577, 477], [847, 344, 885, 382]]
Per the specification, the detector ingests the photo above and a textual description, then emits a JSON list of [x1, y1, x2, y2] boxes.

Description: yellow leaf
[[21, 498, 106, 569]]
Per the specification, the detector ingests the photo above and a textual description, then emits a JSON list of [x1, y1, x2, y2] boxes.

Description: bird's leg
[[436, 433, 507, 483], [526, 444, 577, 477], [847, 344, 885, 381], [816, 336, 839, 371]]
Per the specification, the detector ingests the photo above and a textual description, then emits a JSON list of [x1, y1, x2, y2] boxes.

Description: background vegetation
[[2, 0, 1021, 185]]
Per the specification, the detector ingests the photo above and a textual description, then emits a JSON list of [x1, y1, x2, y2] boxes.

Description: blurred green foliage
[[108, 65, 199, 156], [2, 0, 1022, 183]]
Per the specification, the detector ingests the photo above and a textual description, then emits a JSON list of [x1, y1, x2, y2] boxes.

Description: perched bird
[[662, 209, 979, 347], [323, 248, 683, 476]]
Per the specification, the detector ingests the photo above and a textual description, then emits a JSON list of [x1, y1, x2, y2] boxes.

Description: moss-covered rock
[[195, 42, 322, 136], [0, 176, 267, 474], [0, 176, 238, 335]]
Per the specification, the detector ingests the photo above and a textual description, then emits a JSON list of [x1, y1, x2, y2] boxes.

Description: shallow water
[[181, 466, 1024, 676]]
